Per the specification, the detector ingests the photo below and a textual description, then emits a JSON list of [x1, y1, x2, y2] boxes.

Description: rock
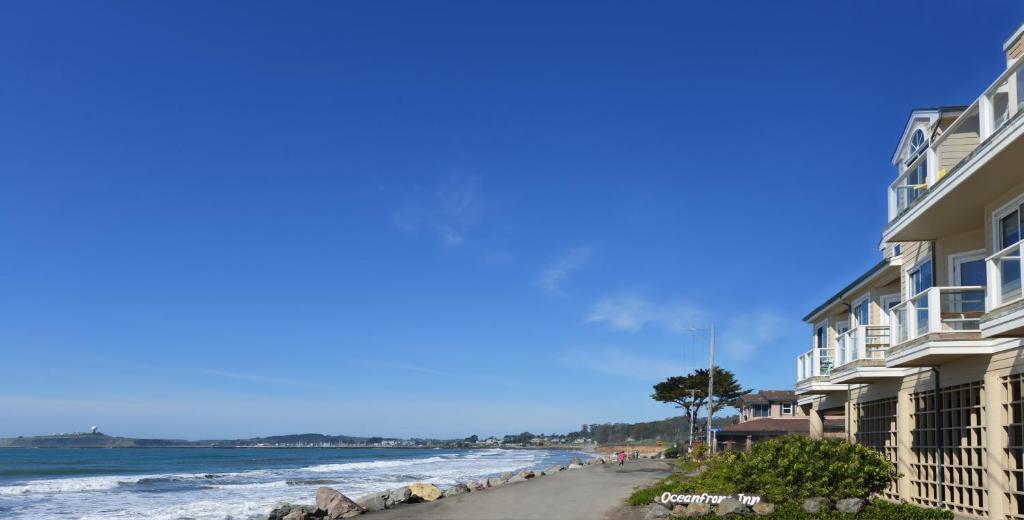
[[355, 492, 388, 513], [684, 503, 712, 517], [569, 457, 583, 466], [671, 504, 687, 516], [802, 497, 830, 514], [715, 497, 750, 516], [500, 471, 514, 481], [594, 458, 606, 465], [545, 465, 565, 474], [283, 510, 307, 520], [267, 504, 294, 520], [315, 488, 364, 519], [751, 502, 775, 516], [487, 477, 504, 487], [385, 487, 412, 508], [835, 498, 865, 514], [409, 482, 444, 502], [567, 463, 584, 470], [444, 483, 470, 497], [645, 503, 672, 519], [466, 481, 483, 491]]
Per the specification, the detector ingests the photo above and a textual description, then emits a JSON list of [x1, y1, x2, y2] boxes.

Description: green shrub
[[735, 500, 952, 519], [662, 446, 679, 458], [627, 475, 687, 506], [686, 435, 897, 503]]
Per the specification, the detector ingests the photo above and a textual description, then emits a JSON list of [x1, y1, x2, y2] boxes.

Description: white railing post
[[980, 94, 995, 140], [906, 299, 918, 341], [928, 288, 943, 334], [888, 185, 897, 220], [796, 356, 802, 381], [926, 147, 938, 186], [812, 350, 820, 377], [889, 309, 898, 345], [988, 254, 1001, 311], [857, 327, 867, 359]]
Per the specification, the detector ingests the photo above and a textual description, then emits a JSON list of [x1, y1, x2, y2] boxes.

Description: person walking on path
[[618, 451, 626, 466]]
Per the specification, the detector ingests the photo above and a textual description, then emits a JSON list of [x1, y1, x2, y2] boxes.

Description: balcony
[[884, 57, 1024, 243], [829, 326, 909, 383], [983, 240, 1024, 336], [795, 349, 846, 394], [885, 286, 994, 367]]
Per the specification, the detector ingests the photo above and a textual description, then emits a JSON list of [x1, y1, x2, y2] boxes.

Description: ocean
[[0, 447, 587, 519]]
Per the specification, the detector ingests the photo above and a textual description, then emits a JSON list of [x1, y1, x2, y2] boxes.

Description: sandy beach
[[367, 459, 673, 520]]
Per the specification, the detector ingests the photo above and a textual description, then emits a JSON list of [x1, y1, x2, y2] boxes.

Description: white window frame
[[851, 296, 870, 327], [781, 403, 794, 415], [993, 191, 1024, 250], [906, 258, 933, 299], [949, 249, 987, 286], [879, 294, 901, 326], [814, 320, 829, 349]]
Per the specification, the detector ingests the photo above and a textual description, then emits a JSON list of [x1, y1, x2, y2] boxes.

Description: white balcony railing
[[796, 348, 833, 382], [986, 240, 1024, 310], [889, 286, 986, 345], [887, 55, 1024, 222], [835, 325, 892, 366]]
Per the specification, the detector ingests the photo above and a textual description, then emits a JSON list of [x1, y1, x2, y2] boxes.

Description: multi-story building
[[796, 24, 1024, 519]]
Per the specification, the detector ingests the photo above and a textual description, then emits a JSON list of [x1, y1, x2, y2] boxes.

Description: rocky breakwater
[[266, 455, 606, 519]]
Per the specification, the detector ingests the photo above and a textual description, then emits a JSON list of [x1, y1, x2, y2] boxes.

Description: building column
[[847, 389, 858, 443], [984, 371, 1007, 519], [897, 385, 914, 503], [804, 402, 823, 440]]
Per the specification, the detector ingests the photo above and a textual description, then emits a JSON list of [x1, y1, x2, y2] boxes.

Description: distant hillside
[[0, 433, 192, 448]]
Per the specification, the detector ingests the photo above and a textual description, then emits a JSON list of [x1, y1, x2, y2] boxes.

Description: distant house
[[717, 390, 841, 448]]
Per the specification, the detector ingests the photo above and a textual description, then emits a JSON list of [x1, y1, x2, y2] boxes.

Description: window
[[852, 299, 869, 327], [909, 259, 933, 297], [997, 202, 1024, 302], [909, 129, 926, 156], [781, 403, 794, 415], [893, 244, 902, 257], [751, 404, 770, 417]]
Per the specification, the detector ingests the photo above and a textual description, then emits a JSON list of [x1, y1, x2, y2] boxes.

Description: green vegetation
[[651, 367, 748, 435], [740, 501, 952, 519], [628, 436, 949, 518], [662, 446, 680, 459]]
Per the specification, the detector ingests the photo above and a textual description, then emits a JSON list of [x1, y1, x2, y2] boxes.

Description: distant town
[[0, 415, 738, 449]]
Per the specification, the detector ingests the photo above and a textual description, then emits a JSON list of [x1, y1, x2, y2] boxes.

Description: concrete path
[[370, 460, 673, 520]]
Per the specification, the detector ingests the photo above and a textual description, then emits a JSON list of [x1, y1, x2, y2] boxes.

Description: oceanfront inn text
[[795, 23, 1024, 520]]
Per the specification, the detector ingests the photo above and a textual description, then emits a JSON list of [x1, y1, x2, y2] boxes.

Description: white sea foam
[[0, 449, 581, 519]]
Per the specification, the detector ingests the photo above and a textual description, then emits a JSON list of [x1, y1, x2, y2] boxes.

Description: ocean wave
[[302, 456, 447, 472], [0, 469, 272, 496]]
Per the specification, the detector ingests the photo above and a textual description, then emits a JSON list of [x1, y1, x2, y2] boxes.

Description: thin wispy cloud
[[536, 246, 592, 297], [587, 295, 708, 334], [718, 311, 788, 365], [393, 176, 483, 246], [558, 347, 690, 381]]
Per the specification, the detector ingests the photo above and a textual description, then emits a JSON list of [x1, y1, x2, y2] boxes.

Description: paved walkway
[[370, 460, 673, 520]]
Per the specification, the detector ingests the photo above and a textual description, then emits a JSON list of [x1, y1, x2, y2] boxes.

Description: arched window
[[909, 129, 926, 155]]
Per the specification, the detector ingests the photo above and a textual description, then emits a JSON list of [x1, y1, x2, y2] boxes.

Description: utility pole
[[688, 389, 697, 451], [706, 324, 716, 452]]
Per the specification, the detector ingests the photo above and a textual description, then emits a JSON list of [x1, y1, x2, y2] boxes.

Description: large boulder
[[835, 498, 865, 514], [594, 458, 606, 465], [444, 483, 470, 497], [409, 482, 443, 502], [283, 510, 308, 520], [751, 502, 775, 516], [267, 504, 295, 520], [466, 481, 484, 492], [545, 465, 565, 474], [645, 503, 672, 519], [715, 497, 750, 516], [802, 497, 830, 514], [499, 471, 514, 482], [567, 463, 584, 470], [508, 470, 535, 483], [385, 487, 411, 508], [684, 503, 712, 517], [355, 492, 388, 513], [569, 457, 583, 466], [315, 487, 364, 519], [487, 477, 504, 487]]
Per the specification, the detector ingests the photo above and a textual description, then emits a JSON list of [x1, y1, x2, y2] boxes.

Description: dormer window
[[904, 129, 928, 166]]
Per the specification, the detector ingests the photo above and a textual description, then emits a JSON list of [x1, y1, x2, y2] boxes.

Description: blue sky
[[1, 2, 1021, 439]]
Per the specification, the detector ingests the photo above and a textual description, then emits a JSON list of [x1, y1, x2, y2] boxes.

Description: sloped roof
[[722, 418, 810, 434], [736, 390, 798, 407]]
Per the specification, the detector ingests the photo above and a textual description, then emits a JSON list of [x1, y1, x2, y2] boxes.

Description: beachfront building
[[795, 23, 1024, 519]]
